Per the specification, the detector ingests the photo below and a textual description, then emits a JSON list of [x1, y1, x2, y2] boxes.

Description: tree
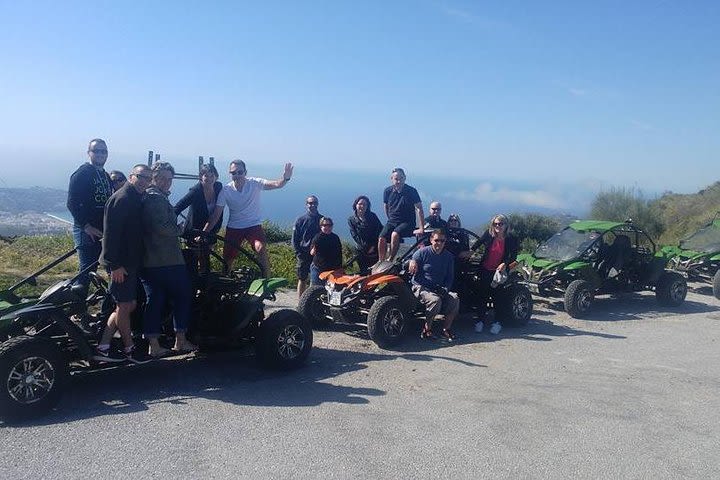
[[589, 187, 663, 238]]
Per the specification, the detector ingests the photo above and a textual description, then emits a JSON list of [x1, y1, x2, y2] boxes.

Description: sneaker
[[474, 321, 485, 333], [126, 347, 153, 364], [489, 322, 502, 335], [441, 329, 456, 342], [92, 347, 125, 363]]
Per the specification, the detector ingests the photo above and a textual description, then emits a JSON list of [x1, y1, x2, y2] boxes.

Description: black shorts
[[108, 267, 138, 303], [296, 252, 312, 280], [380, 222, 414, 241]]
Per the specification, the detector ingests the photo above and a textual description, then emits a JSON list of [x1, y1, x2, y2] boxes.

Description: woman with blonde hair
[[474, 214, 518, 335]]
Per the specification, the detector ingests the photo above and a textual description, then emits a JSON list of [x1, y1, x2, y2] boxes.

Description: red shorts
[[223, 225, 267, 258]]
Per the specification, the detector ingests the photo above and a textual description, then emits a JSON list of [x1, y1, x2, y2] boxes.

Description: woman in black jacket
[[348, 195, 383, 274], [174, 163, 223, 274], [474, 214, 519, 335]]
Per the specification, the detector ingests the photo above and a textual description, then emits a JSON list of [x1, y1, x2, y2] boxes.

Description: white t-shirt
[[216, 177, 267, 229]]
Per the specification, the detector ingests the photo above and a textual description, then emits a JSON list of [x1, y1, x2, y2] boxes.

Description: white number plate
[[329, 291, 342, 306]]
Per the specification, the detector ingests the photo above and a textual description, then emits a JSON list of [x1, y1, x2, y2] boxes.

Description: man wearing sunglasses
[[66, 138, 113, 321], [408, 229, 459, 341], [292, 195, 323, 297], [423, 201, 447, 229], [202, 159, 293, 277]]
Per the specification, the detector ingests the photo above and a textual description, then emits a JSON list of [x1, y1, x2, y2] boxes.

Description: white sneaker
[[489, 322, 502, 335], [474, 321, 484, 333]]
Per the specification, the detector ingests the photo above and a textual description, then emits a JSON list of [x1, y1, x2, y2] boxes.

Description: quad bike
[[0, 234, 312, 421], [298, 228, 532, 348]]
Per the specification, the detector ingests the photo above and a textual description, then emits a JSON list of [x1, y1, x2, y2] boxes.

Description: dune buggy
[[0, 235, 312, 421], [516, 220, 687, 318], [659, 215, 720, 300], [297, 227, 532, 348]]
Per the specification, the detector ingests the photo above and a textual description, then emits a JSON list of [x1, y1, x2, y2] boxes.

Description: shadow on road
[[5, 345, 482, 427], [542, 294, 718, 321]]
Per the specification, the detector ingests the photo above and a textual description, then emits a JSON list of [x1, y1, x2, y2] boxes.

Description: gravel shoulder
[[2, 286, 720, 479]]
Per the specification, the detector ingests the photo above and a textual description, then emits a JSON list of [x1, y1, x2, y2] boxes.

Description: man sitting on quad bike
[[409, 229, 459, 341]]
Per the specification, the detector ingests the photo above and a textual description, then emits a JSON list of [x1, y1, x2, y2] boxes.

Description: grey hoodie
[[142, 186, 185, 268]]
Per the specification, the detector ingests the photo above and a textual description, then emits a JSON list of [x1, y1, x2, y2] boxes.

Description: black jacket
[[66, 163, 112, 229], [99, 183, 144, 271], [293, 211, 323, 255], [174, 181, 223, 238], [348, 211, 382, 253], [476, 230, 519, 268]]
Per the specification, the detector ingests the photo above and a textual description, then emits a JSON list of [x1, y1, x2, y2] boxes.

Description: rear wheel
[[656, 271, 687, 306], [257, 310, 312, 370], [366, 296, 408, 348], [497, 285, 533, 327], [712, 270, 720, 300], [0, 336, 68, 421], [564, 280, 593, 318], [297, 285, 332, 329]]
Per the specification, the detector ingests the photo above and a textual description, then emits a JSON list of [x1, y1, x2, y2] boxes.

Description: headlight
[[350, 282, 363, 294]]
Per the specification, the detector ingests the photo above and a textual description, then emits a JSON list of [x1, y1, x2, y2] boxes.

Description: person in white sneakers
[[473, 214, 519, 335]]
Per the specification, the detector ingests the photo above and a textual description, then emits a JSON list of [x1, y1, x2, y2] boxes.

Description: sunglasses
[[307, 201, 318, 205], [431, 207, 441, 211], [432, 238, 446, 243], [321, 223, 333, 227], [493, 222, 505, 226], [89, 149, 108, 154], [229, 170, 246, 176], [132, 173, 152, 180]]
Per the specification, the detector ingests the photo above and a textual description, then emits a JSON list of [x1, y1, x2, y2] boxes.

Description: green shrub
[[590, 187, 663, 238]]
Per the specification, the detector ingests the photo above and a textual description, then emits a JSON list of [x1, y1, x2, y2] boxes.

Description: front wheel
[[712, 270, 720, 300], [257, 310, 313, 370], [656, 271, 687, 307], [366, 296, 408, 349], [0, 336, 68, 421], [496, 285, 533, 327], [297, 285, 332, 329], [564, 279, 593, 318]]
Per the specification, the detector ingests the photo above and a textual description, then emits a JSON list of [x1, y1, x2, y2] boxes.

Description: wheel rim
[[276, 325, 306, 360], [670, 280, 686, 302], [512, 294, 530, 320], [577, 290, 592, 312], [7, 356, 55, 405], [382, 307, 405, 337]]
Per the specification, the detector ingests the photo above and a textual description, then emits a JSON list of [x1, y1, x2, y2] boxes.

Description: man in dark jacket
[[66, 138, 113, 298], [94, 164, 152, 364], [292, 195, 322, 298]]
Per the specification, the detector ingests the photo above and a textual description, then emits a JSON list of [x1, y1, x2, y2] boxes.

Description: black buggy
[[0, 235, 312, 421]]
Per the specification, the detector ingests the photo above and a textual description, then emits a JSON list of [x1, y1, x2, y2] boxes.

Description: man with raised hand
[[202, 160, 293, 277]]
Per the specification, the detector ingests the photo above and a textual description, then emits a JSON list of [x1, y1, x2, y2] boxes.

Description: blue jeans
[[140, 265, 193, 337], [72, 225, 102, 298], [310, 264, 325, 286]]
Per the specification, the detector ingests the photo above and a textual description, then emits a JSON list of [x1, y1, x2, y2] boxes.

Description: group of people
[[290, 167, 519, 340], [68, 138, 517, 358], [67, 138, 293, 362]]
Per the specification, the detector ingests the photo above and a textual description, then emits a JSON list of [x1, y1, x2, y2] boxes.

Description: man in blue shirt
[[292, 195, 322, 298], [378, 167, 425, 261], [408, 229, 459, 341]]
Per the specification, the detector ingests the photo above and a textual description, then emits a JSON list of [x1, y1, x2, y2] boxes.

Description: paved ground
[[2, 286, 720, 479]]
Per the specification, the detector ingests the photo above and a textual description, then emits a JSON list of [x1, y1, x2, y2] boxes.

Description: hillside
[[0, 187, 67, 214], [653, 181, 720, 244]]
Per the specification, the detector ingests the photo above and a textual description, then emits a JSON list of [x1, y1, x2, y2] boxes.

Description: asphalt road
[[2, 286, 720, 479]]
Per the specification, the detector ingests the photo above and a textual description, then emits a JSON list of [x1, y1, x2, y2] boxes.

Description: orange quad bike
[[297, 253, 424, 349]]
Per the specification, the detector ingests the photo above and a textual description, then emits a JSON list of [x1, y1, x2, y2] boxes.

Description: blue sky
[[1, 1, 718, 218]]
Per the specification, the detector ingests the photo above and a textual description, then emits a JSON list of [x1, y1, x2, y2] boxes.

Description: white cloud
[[568, 87, 587, 97], [449, 182, 567, 209]]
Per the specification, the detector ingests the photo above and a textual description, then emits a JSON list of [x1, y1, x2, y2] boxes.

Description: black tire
[[366, 296, 408, 349], [297, 285, 333, 329], [496, 285, 533, 327], [0, 336, 68, 421], [712, 270, 720, 301], [257, 309, 313, 370], [564, 279, 593, 318], [656, 271, 687, 307]]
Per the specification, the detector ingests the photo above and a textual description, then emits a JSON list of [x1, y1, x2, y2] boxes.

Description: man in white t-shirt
[[202, 159, 293, 276]]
